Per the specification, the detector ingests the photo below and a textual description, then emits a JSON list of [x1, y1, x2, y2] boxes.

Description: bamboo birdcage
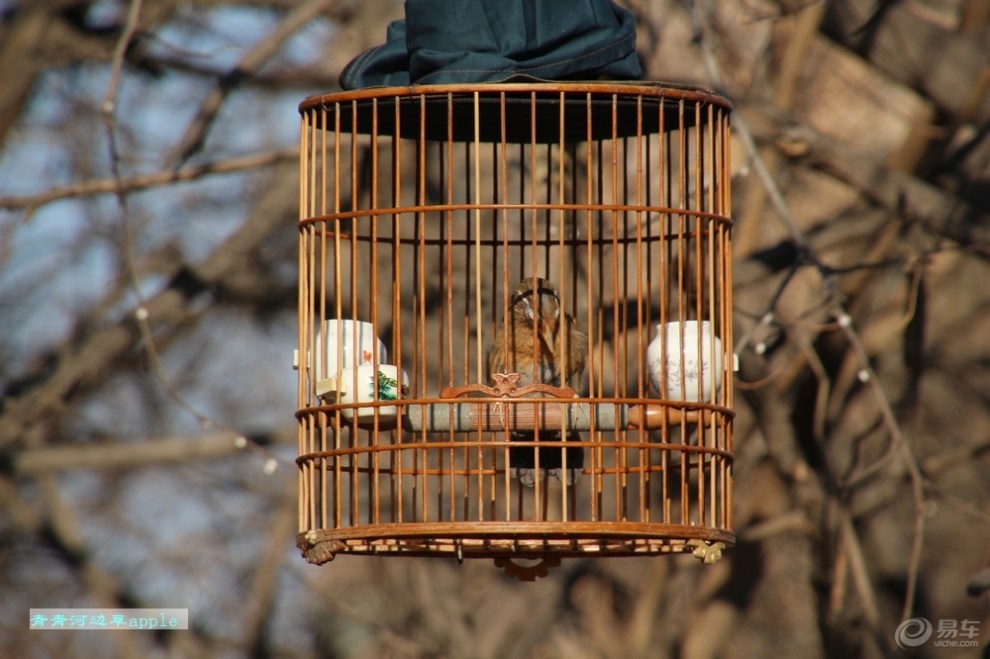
[[295, 82, 734, 579]]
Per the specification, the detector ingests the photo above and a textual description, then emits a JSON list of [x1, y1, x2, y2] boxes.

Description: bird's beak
[[540, 322, 555, 354], [542, 297, 557, 320]]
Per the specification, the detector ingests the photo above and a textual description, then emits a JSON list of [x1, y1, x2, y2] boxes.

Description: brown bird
[[487, 276, 588, 486]]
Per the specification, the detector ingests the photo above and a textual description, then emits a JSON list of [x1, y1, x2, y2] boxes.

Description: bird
[[487, 276, 588, 486]]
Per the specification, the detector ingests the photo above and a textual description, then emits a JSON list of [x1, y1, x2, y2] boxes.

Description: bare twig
[[243, 489, 297, 655], [834, 311, 926, 620], [0, 149, 298, 211], [690, 0, 927, 621], [166, 0, 335, 168], [0, 156, 298, 449], [837, 502, 893, 655], [92, 0, 292, 474], [11, 431, 292, 474], [102, 0, 219, 432]]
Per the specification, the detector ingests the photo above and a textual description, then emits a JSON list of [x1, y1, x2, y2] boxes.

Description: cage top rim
[[299, 81, 731, 143], [298, 80, 733, 114]]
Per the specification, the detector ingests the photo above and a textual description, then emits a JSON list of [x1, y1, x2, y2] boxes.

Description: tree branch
[[0, 148, 297, 213], [165, 0, 335, 168], [0, 161, 298, 450], [7, 430, 293, 474]]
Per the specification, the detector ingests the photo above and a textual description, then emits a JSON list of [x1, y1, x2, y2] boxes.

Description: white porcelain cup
[[647, 320, 723, 402], [313, 319, 387, 386], [334, 364, 409, 422]]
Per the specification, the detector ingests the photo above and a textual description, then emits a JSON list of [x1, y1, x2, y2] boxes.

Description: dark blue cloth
[[340, 0, 642, 89]]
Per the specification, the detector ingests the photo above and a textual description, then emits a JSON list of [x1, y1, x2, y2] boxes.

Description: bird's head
[[510, 277, 561, 325]]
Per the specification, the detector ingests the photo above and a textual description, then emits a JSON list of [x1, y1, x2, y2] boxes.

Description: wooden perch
[[402, 402, 715, 432]]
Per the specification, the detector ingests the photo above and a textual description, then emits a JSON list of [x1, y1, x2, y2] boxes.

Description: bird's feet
[[547, 468, 580, 485], [510, 467, 539, 487], [510, 467, 580, 487]]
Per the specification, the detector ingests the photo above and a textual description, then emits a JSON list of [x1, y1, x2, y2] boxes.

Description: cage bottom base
[[298, 522, 734, 567]]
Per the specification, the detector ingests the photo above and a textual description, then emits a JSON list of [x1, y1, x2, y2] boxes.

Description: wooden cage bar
[[295, 83, 734, 574]]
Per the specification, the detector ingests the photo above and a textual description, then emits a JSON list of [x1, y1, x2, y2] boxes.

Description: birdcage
[[295, 82, 734, 579]]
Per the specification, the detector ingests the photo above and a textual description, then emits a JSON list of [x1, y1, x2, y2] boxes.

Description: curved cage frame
[[295, 82, 734, 572]]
